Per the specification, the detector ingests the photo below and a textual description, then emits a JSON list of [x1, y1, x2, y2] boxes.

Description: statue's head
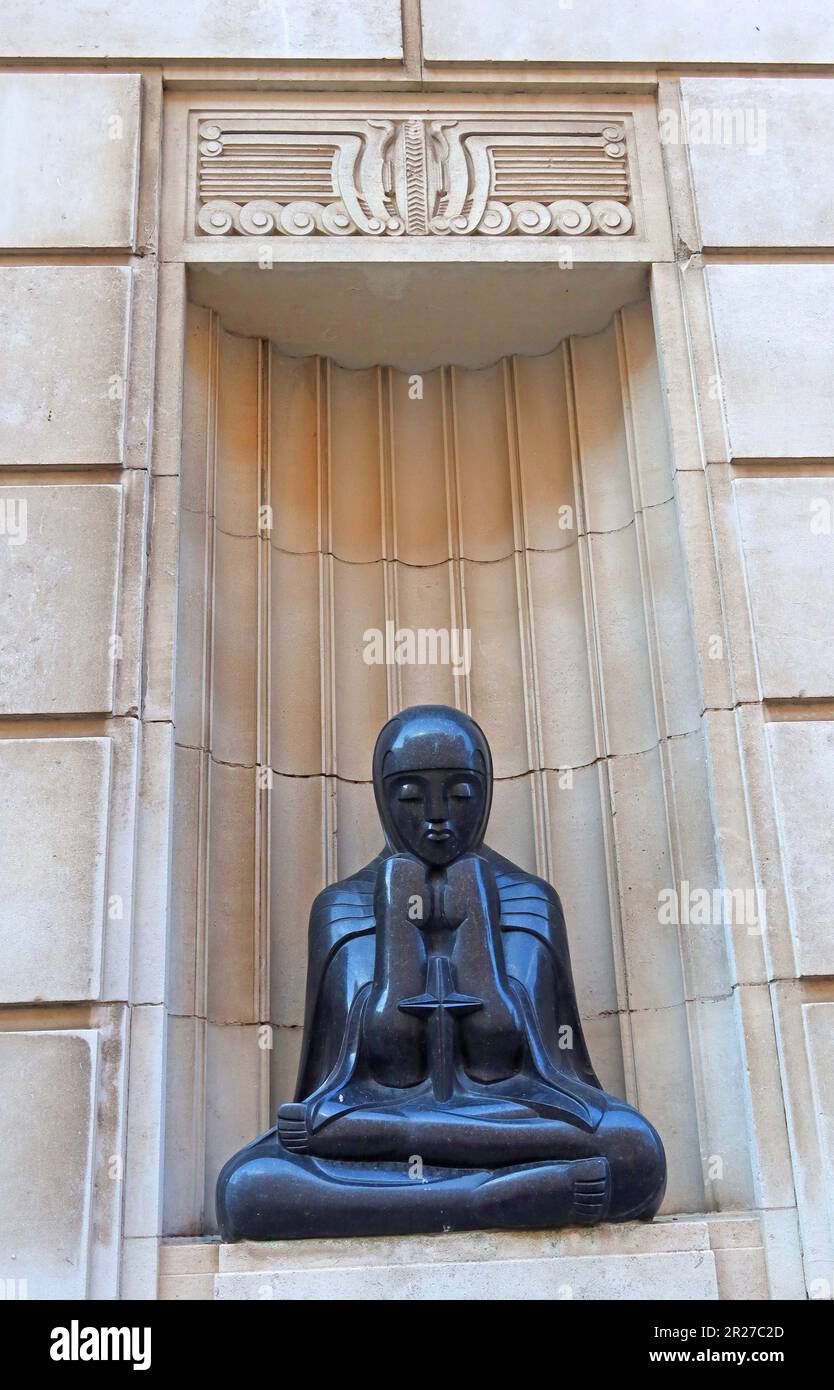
[[372, 705, 493, 867]]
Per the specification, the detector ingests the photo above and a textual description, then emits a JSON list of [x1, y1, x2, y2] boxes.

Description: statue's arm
[[490, 855, 603, 1090], [292, 870, 378, 1100]]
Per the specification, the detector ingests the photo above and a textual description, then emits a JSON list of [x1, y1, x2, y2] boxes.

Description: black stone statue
[[217, 705, 666, 1239]]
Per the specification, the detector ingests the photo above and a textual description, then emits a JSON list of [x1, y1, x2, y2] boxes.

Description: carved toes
[[277, 1102, 311, 1153]]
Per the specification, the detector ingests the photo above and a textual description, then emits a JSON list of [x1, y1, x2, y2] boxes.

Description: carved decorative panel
[[195, 113, 634, 238]]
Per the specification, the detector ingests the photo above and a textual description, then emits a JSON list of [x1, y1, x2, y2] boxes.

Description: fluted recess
[[165, 297, 721, 1233]]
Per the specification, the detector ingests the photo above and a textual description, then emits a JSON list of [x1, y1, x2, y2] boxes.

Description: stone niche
[[160, 93, 763, 1298]]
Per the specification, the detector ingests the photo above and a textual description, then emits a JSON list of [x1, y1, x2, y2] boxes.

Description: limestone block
[[801, 1004, 834, 1262], [206, 760, 257, 1024], [120, 1237, 159, 1301], [572, 322, 634, 534], [545, 762, 618, 1019], [158, 1240, 218, 1300], [0, 74, 140, 249], [267, 353, 321, 555], [394, 562, 460, 711], [455, 363, 515, 561], [329, 365, 384, 563], [0, 267, 130, 467], [0, 1029, 97, 1298], [173, 507, 209, 751], [640, 500, 702, 739], [211, 530, 258, 767], [214, 327, 259, 537], [0, 484, 122, 714], [113, 467, 149, 719], [331, 559, 389, 781], [168, 745, 204, 1016], [143, 474, 179, 723], [123, 1005, 166, 1240], [587, 527, 658, 756], [215, 1221, 719, 1299], [702, 462, 759, 705], [0, 1, 403, 60], [608, 747, 686, 1012], [768, 723, 834, 975], [269, 549, 324, 776], [0, 737, 110, 1002], [529, 547, 597, 770], [735, 477, 834, 697], [270, 1025, 304, 1109], [665, 732, 730, 1003], [680, 78, 834, 250], [488, 772, 538, 874], [465, 555, 535, 777], [217, 1250, 718, 1300], [132, 721, 175, 1004], [759, 1207, 807, 1300], [204, 1023, 268, 1232], [270, 773, 327, 1028], [706, 266, 834, 459], [686, 995, 757, 1212], [163, 1015, 204, 1237], [769, 983, 832, 1288], [630, 1003, 706, 1215], [98, 719, 141, 1002], [734, 983, 797, 1211], [706, 1216, 769, 1300], [334, 776, 386, 878], [619, 298, 675, 511], [390, 369, 455, 566], [421, 0, 831, 64], [581, 1012, 626, 1100]]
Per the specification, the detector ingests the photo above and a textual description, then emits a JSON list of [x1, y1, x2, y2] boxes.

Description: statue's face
[[383, 769, 486, 867]]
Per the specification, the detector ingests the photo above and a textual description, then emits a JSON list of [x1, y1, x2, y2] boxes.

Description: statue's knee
[[216, 1155, 261, 1241], [217, 1143, 320, 1242], [600, 1105, 667, 1220]]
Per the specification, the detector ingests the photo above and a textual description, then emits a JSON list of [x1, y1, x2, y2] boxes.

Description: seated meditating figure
[[217, 705, 666, 1240]]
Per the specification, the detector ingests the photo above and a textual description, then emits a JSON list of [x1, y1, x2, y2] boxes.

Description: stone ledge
[[160, 1214, 769, 1300]]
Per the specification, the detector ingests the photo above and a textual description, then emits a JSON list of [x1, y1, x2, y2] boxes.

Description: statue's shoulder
[[482, 845, 565, 920], [308, 851, 386, 936]]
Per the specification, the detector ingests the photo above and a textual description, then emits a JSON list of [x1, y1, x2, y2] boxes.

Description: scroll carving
[[195, 114, 634, 238]]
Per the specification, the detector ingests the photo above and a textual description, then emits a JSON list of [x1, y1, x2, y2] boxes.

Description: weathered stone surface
[[0, 74, 141, 249], [165, 1216, 775, 1300], [123, 1005, 166, 1240], [706, 266, 834, 459], [422, 0, 832, 64], [0, 267, 130, 467], [801, 1003, 834, 1265], [0, 738, 111, 1002], [768, 723, 834, 975], [214, 1221, 720, 1299], [0, 1030, 97, 1298], [735, 477, 834, 697], [0, 484, 122, 714], [681, 78, 834, 249], [0, 1, 402, 59]]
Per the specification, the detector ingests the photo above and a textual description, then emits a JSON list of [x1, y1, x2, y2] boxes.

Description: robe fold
[[294, 846, 606, 1130]]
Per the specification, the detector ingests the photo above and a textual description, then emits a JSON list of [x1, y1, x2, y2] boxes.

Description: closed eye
[[397, 782, 423, 802], [449, 782, 473, 800]]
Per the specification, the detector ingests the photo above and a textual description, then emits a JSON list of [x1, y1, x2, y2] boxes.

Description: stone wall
[[0, 1, 831, 1300]]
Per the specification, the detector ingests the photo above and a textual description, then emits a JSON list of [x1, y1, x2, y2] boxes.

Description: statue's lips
[[424, 829, 452, 842]]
